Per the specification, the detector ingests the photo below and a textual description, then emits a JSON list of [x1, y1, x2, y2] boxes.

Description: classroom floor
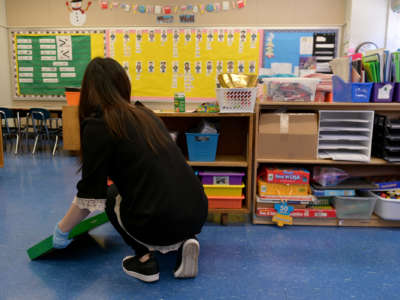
[[1, 148, 400, 300]]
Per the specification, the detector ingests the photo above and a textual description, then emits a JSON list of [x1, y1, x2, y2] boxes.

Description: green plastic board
[[27, 212, 109, 260], [16, 35, 91, 96]]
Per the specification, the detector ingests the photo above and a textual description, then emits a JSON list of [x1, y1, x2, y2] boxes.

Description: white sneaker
[[174, 238, 200, 278]]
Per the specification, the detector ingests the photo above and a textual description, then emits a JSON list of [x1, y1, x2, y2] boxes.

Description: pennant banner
[[97, 0, 247, 14]]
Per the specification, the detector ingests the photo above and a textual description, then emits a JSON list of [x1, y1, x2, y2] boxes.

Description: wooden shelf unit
[[256, 157, 399, 166], [253, 101, 400, 227], [0, 126, 3, 168], [160, 112, 254, 215], [62, 106, 254, 215]]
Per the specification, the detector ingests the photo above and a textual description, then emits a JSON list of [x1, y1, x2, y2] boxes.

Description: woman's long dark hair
[[78, 57, 170, 154]]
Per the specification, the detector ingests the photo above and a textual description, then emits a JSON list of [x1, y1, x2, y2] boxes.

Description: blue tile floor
[[1, 151, 400, 300]]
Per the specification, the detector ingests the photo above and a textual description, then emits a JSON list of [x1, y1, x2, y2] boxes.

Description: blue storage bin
[[332, 76, 373, 103], [351, 82, 373, 102], [185, 133, 219, 162]]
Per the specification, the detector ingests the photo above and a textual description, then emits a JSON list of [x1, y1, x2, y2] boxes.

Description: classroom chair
[[0, 107, 20, 154], [22, 108, 62, 155]]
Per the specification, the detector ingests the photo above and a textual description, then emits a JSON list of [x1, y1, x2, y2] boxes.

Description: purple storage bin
[[199, 171, 245, 185], [393, 83, 400, 103], [371, 82, 395, 103]]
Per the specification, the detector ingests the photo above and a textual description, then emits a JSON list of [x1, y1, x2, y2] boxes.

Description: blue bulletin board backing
[[262, 29, 339, 76]]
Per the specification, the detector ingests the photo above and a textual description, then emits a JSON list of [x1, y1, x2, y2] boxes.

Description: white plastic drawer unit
[[317, 110, 375, 162]]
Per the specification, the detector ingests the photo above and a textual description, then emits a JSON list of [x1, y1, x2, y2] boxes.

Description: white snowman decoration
[[66, 0, 92, 26]]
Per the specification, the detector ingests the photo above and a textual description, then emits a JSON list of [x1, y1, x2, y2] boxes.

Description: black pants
[[105, 185, 150, 257]]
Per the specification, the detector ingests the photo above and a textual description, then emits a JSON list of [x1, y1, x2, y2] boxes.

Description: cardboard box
[[258, 177, 310, 196], [257, 202, 307, 209], [257, 113, 318, 159], [265, 168, 310, 185], [256, 207, 337, 218], [256, 195, 315, 204]]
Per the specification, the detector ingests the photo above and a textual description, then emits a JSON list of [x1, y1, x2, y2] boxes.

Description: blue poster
[[263, 31, 313, 76], [262, 30, 337, 76]]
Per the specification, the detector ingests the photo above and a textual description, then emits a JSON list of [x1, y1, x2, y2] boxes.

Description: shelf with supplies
[[256, 157, 399, 166], [257, 101, 400, 111], [186, 155, 248, 167], [253, 100, 400, 227], [62, 105, 254, 216]]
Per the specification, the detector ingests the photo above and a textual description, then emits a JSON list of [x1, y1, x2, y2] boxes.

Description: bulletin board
[[10, 30, 105, 100], [107, 28, 261, 101], [9, 27, 340, 102], [262, 29, 338, 76]]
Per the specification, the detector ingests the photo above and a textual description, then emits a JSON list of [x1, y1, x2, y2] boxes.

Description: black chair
[[0, 107, 20, 154], [22, 108, 62, 155]]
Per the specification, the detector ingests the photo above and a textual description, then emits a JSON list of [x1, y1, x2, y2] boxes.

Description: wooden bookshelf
[[258, 101, 400, 111], [161, 112, 254, 215], [253, 101, 400, 227], [62, 106, 254, 216], [256, 157, 399, 166], [0, 126, 3, 168], [187, 155, 247, 167], [253, 214, 400, 228]]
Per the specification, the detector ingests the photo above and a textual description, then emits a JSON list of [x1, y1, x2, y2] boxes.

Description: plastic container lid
[[199, 171, 245, 176], [262, 77, 321, 83], [203, 184, 245, 188]]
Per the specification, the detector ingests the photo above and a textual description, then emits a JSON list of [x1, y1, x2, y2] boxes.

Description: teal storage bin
[[185, 133, 219, 161]]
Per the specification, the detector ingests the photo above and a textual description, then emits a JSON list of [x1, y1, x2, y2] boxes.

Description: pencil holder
[[371, 82, 395, 103], [393, 83, 400, 103]]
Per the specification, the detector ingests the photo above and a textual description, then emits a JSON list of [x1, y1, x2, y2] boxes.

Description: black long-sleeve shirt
[[76, 108, 208, 246]]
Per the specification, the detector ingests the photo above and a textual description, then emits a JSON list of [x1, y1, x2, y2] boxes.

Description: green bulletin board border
[[10, 29, 106, 101]]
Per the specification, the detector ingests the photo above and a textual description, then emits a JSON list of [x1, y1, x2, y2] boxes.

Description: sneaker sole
[[174, 239, 200, 278], [122, 256, 160, 283]]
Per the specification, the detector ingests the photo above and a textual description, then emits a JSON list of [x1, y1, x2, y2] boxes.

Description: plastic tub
[[207, 195, 244, 209], [263, 77, 320, 102], [371, 82, 395, 103], [370, 191, 400, 220], [351, 83, 373, 102], [199, 171, 244, 185], [393, 83, 400, 103], [333, 193, 376, 219], [203, 184, 245, 197], [185, 133, 219, 162]]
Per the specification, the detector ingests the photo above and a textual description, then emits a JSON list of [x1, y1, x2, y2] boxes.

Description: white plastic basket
[[216, 88, 257, 113]]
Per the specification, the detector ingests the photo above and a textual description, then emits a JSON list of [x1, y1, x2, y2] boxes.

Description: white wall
[[0, 0, 11, 106], [348, 0, 388, 51], [387, 7, 400, 51], [342, 0, 353, 55]]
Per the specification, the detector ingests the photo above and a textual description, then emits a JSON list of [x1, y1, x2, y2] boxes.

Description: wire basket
[[216, 88, 257, 113]]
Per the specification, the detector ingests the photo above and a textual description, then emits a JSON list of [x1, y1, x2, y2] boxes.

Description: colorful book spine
[[373, 181, 400, 190], [312, 189, 356, 197], [256, 208, 337, 218]]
